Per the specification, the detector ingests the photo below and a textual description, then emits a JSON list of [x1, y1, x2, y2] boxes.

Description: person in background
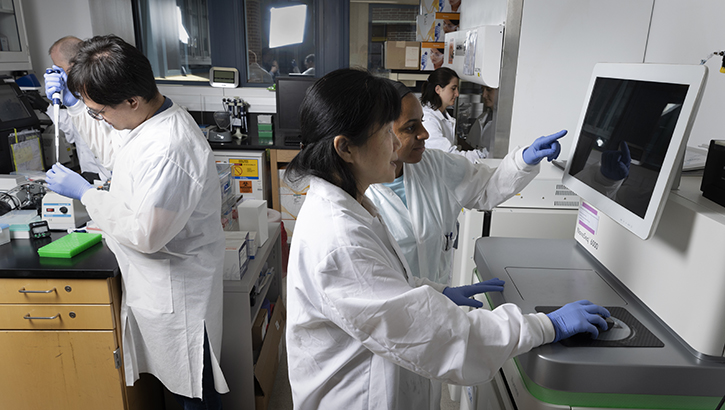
[[302, 54, 315, 75], [45, 36, 111, 184], [367, 80, 566, 287], [421, 67, 488, 162], [285, 67, 610, 409], [44, 34, 228, 409], [465, 85, 498, 153], [368, 80, 568, 408], [261, 47, 279, 81]]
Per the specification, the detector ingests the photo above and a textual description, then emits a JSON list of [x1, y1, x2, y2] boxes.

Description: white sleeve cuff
[[513, 146, 538, 172], [532, 312, 556, 344]]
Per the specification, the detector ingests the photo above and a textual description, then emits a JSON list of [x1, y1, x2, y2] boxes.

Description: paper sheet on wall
[[463, 30, 478, 76]]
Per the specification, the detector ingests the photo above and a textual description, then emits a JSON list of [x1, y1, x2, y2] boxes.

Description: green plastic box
[[37, 232, 103, 258]]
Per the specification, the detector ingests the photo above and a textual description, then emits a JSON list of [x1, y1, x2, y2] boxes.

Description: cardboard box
[[279, 193, 306, 221], [237, 199, 269, 247], [384, 41, 420, 70], [252, 307, 269, 352], [254, 296, 286, 410], [421, 42, 445, 71], [416, 13, 459, 42], [279, 169, 309, 195], [223, 231, 249, 280], [420, 0, 462, 14]]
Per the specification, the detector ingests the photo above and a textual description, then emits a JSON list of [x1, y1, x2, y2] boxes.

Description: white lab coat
[[287, 177, 555, 410], [66, 101, 229, 398], [422, 104, 484, 163], [46, 105, 112, 181], [366, 148, 537, 285]]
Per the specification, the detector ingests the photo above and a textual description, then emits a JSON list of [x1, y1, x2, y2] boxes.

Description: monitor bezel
[[562, 63, 707, 240]]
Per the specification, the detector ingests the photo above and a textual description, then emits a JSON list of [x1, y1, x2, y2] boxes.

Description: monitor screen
[[562, 63, 707, 240], [0, 84, 32, 123], [275, 76, 316, 134]]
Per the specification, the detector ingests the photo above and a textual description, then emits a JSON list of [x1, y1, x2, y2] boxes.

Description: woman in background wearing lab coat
[[285, 68, 610, 410], [421, 67, 488, 162], [367, 80, 566, 287], [44, 35, 227, 408]]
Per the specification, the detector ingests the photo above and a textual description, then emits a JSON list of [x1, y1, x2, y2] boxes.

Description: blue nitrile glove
[[600, 141, 631, 181], [44, 65, 78, 107], [546, 300, 610, 343], [442, 278, 505, 308], [522, 130, 567, 165], [45, 163, 93, 200]]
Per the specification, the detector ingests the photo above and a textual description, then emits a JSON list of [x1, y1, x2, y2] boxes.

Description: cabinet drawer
[[0, 278, 111, 304], [0, 305, 115, 330]]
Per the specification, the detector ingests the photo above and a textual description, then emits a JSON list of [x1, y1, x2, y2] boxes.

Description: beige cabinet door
[[0, 330, 124, 410]]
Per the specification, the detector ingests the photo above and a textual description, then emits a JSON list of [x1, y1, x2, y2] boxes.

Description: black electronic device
[[28, 220, 51, 239], [275, 76, 316, 147], [0, 81, 42, 174], [701, 140, 725, 207]]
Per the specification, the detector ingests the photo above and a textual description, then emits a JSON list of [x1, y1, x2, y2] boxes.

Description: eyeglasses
[[86, 105, 107, 121]]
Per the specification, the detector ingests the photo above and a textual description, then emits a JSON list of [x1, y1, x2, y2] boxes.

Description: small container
[[0, 223, 10, 245]]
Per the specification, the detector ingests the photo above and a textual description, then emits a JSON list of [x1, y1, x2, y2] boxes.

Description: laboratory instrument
[[562, 63, 707, 240], [28, 220, 51, 239], [469, 63, 721, 409], [209, 66, 239, 88], [45, 67, 62, 164], [208, 111, 233, 142], [41, 191, 90, 230]]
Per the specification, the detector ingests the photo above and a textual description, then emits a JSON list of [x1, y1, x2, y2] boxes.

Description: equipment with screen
[[562, 63, 707, 240], [0, 82, 42, 174], [209, 67, 239, 88], [275, 76, 316, 147]]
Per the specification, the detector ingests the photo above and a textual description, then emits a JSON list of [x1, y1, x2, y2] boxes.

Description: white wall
[[462, 0, 725, 157], [645, 0, 725, 149], [23, 0, 94, 75], [459, 0, 507, 29], [23, 0, 133, 76]]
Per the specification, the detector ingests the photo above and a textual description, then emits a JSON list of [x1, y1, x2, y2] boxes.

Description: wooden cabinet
[[0, 276, 126, 410], [270, 149, 299, 212]]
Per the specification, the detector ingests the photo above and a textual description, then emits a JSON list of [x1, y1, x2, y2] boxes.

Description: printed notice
[[577, 201, 599, 235], [405, 47, 419, 68]]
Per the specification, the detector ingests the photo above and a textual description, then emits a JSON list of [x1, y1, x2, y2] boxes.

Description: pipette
[[45, 68, 62, 164]]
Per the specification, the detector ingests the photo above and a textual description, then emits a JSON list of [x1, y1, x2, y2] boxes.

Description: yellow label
[[230, 159, 259, 178]]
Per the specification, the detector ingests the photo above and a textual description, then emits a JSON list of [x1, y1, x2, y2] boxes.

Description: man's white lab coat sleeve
[[66, 102, 115, 169]]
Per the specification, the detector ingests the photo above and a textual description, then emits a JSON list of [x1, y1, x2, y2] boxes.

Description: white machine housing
[[575, 176, 725, 357], [42, 192, 90, 230]]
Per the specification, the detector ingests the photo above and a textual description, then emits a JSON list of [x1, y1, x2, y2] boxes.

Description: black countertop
[[0, 232, 119, 279]]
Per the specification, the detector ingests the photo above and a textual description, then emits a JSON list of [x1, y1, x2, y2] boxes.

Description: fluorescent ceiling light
[[269, 4, 307, 48]]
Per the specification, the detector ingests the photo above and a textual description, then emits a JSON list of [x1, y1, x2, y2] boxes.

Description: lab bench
[[0, 232, 160, 410], [0, 223, 284, 410]]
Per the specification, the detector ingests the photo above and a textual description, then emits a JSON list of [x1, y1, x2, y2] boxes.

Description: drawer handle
[[24, 313, 60, 320], [18, 287, 57, 294]]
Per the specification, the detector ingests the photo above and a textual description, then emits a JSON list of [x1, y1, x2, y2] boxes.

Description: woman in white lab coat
[[285, 68, 610, 410], [44, 35, 227, 407], [421, 67, 488, 163], [367, 81, 566, 287]]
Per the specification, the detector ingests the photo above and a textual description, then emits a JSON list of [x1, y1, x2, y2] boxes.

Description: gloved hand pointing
[[522, 130, 567, 165], [45, 163, 93, 200], [44, 65, 79, 107], [546, 300, 610, 343], [443, 278, 505, 308], [600, 141, 631, 181]]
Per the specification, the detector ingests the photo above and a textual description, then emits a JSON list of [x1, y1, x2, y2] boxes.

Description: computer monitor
[[275, 76, 317, 147], [562, 63, 707, 240], [0, 82, 41, 174]]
